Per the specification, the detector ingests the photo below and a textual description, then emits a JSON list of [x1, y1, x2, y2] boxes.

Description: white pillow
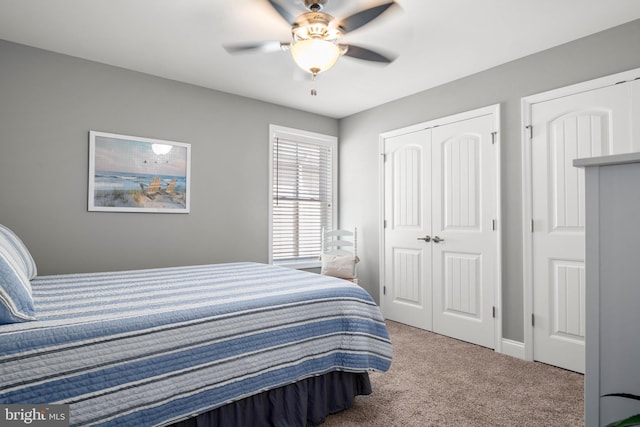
[[321, 254, 359, 280], [0, 246, 36, 324], [0, 224, 37, 279]]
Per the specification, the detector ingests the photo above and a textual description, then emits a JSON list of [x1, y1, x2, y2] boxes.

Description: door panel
[[550, 259, 585, 340], [442, 133, 480, 230], [392, 144, 424, 228], [432, 115, 497, 348], [442, 252, 480, 318], [549, 111, 609, 230], [391, 248, 424, 307], [382, 129, 432, 330], [531, 81, 636, 373]]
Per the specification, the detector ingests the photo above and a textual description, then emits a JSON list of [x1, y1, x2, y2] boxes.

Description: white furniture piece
[[320, 228, 359, 283], [574, 153, 640, 427]]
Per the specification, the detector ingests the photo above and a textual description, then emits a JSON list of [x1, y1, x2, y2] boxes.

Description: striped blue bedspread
[[0, 262, 392, 426]]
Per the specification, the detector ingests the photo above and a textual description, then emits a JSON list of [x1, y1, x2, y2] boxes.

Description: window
[[269, 125, 337, 268]]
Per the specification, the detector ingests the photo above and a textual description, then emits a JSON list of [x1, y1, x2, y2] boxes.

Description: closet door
[[381, 105, 500, 349], [431, 114, 497, 348], [382, 128, 433, 330], [531, 80, 637, 373]]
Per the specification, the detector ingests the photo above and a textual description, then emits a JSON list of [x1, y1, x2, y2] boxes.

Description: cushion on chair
[[320, 254, 359, 280], [0, 224, 37, 279], [0, 246, 36, 324]]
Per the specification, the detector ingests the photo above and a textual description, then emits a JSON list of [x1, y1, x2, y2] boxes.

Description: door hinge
[[492, 306, 496, 318], [381, 153, 387, 162], [525, 125, 533, 139], [492, 219, 496, 231], [531, 219, 534, 233], [383, 286, 387, 295], [491, 131, 497, 144], [383, 219, 387, 228], [531, 313, 535, 327]]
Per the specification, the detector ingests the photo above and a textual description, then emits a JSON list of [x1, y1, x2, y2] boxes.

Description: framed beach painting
[[88, 131, 191, 213]]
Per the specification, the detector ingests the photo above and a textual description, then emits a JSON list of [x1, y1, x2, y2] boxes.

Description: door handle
[[417, 235, 431, 242], [433, 236, 445, 243]]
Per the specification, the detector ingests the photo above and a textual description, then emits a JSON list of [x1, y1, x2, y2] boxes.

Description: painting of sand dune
[[88, 131, 191, 213]]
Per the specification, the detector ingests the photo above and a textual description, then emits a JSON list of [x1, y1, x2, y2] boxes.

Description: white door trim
[[521, 67, 640, 362], [379, 104, 502, 352]]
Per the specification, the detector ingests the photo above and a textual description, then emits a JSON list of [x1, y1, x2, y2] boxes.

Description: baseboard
[[500, 338, 525, 360]]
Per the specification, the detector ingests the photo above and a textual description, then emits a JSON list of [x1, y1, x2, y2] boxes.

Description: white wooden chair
[[320, 228, 359, 283]]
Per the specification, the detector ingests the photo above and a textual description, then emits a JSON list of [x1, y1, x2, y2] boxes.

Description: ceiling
[[1, 0, 640, 119]]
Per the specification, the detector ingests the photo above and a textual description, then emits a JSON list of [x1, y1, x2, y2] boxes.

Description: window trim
[[268, 125, 338, 269]]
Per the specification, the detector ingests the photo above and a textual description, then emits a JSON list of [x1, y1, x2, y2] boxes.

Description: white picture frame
[[88, 131, 191, 213]]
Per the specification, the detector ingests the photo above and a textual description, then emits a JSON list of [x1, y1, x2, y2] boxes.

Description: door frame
[[520, 67, 640, 362], [379, 104, 502, 352]]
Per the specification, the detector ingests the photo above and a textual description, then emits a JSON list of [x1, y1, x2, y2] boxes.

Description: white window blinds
[[271, 132, 335, 263]]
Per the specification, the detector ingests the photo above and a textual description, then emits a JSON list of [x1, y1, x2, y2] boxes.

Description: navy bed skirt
[[170, 371, 371, 427]]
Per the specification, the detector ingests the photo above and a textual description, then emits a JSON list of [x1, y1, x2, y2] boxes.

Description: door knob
[[417, 235, 431, 242], [433, 236, 445, 243]]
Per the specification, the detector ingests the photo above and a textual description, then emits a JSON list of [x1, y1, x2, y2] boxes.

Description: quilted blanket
[[0, 262, 392, 426]]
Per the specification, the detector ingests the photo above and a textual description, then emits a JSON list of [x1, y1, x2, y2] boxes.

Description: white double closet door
[[528, 75, 640, 373], [380, 106, 499, 349]]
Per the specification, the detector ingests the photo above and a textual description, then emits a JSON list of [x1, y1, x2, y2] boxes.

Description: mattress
[[0, 262, 392, 426]]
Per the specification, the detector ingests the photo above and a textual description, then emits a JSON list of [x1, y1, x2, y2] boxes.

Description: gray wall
[[0, 39, 338, 275], [339, 19, 640, 342], [2, 19, 640, 344]]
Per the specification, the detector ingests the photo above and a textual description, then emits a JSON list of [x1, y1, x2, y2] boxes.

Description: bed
[[0, 225, 393, 427]]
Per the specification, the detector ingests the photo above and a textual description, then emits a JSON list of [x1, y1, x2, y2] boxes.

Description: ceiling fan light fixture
[[291, 38, 341, 75], [224, 1, 398, 77]]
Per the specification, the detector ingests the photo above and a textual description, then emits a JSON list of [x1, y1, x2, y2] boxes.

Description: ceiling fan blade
[[224, 41, 289, 54], [337, 2, 396, 33], [266, 0, 297, 25], [342, 44, 396, 64]]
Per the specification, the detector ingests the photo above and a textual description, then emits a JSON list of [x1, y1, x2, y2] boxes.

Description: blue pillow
[[0, 246, 36, 324], [0, 224, 37, 279]]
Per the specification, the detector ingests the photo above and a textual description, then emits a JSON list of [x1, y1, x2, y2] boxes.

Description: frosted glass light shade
[[291, 38, 341, 75]]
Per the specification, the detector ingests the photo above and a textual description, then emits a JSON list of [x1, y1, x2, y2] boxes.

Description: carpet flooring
[[322, 320, 584, 426]]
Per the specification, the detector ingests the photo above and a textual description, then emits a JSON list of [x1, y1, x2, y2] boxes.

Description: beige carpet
[[322, 321, 583, 427]]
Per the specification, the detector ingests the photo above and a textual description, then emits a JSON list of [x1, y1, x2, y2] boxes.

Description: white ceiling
[[1, 0, 640, 118]]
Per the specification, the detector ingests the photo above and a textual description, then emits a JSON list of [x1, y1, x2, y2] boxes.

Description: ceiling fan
[[224, 0, 399, 78]]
